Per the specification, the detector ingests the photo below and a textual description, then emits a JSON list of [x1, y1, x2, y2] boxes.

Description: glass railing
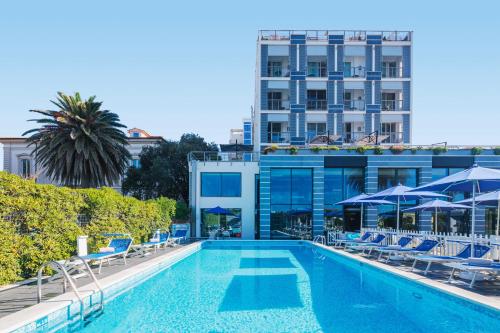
[[267, 100, 290, 110], [268, 131, 291, 144], [381, 99, 404, 111], [188, 151, 260, 162], [382, 66, 403, 78], [259, 30, 411, 42], [343, 132, 366, 143], [380, 132, 404, 144], [267, 66, 290, 77], [344, 66, 366, 78], [307, 63, 327, 77], [344, 99, 365, 111], [381, 31, 411, 42], [306, 100, 327, 110]]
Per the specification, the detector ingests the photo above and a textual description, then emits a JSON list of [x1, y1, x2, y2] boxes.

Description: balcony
[[344, 99, 365, 111], [267, 99, 290, 111], [267, 58, 290, 77], [268, 131, 291, 144], [307, 61, 327, 78], [307, 100, 327, 110], [259, 30, 411, 42], [382, 61, 403, 78], [380, 132, 404, 144], [381, 99, 404, 111], [344, 132, 366, 143], [344, 65, 366, 78]]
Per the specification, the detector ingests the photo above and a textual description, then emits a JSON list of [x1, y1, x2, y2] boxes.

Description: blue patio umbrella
[[336, 193, 395, 231], [402, 199, 471, 234], [409, 164, 500, 255], [365, 184, 449, 234], [456, 190, 500, 236], [205, 206, 233, 215]]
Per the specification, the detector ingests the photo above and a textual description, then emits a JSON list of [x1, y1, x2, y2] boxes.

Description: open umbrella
[[456, 190, 500, 236], [336, 193, 394, 231], [409, 164, 500, 256], [402, 199, 471, 233], [365, 184, 449, 234], [205, 206, 234, 234]]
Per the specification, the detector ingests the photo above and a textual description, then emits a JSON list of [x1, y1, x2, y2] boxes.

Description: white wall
[[193, 161, 259, 239]]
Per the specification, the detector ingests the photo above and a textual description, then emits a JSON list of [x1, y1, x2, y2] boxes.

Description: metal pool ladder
[[37, 256, 104, 321], [313, 235, 326, 245]]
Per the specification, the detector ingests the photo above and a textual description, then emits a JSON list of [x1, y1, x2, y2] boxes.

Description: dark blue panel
[[367, 35, 382, 45], [328, 34, 344, 44], [290, 71, 306, 80], [290, 137, 305, 145], [290, 104, 305, 113], [432, 157, 474, 168], [291, 34, 306, 45], [328, 104, 344, 113], [366, 104, 381, 113], [366, 71, 382, 80], [328, 71, 344, 80], [324, 156, 367, 168]]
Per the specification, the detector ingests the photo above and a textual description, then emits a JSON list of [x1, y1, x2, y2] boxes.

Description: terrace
[[259, 30, 412, 42]]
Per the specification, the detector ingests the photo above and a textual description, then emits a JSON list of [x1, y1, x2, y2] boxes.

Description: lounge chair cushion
[[467, 258, 493, 266], [100, 247, 115, 253]]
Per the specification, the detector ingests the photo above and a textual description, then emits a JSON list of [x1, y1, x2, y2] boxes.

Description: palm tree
[[24, 92, 131, 188]]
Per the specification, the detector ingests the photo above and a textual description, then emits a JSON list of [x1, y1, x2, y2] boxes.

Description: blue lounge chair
[[410, 244, 491, 275], [347, 234, 387, 252], [445, 259, 500, 288], [80, 234, 133, 274], [378, 239, 439, 263], [130, 230, 170, 257], [361, 236, 413, 256], [168, 229, 188, 246], [334, 232, 372, 248]]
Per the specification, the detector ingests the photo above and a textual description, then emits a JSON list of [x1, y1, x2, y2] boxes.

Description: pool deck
[[0, 242, 197, 322], [316, 243, 500, 310]]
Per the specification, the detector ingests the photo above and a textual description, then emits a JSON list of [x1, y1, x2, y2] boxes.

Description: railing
[[380, 132, 404, 144], [382, 65, 403, 78], [268, 131, 291, 144], [307, 62, 327, 77], [307, 100, 327, 110], [330, 228, 500, 260], [259, 30, 411, 42], [188, 151, 260, 162], [267, 99, 290, 110], [344, 99, 365, 111], [267, 65, 290, 77], [344, 66, 366, 78], [343, 131, 366, 143], [381, 99, 404, 111]]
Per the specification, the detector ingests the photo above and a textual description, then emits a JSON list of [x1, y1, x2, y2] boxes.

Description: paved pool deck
[[0, 243, 191, 319]]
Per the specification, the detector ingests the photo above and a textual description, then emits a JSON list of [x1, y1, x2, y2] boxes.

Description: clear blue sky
[[0, 0, 499, 145]]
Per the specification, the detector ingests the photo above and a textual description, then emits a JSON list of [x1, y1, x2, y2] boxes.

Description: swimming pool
[[13, 241, 500, 332]]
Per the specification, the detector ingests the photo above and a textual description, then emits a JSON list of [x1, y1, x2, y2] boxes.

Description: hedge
[[0, 171, 176, 285]]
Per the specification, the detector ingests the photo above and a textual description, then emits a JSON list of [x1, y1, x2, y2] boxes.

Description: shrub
[[470, 147, 483, 155], [432, 146, 448, 155], [355, 146, 368, 154], [373, 146, 384, 155], [175, 200, 190, 220], [289, 146, 299, 155], [389, 145, 405, 154], [326, 146, 340, 151], [0, 218, 20, 284], [310, 146, 322, 153]]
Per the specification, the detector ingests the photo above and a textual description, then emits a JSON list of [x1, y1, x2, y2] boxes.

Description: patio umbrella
[[365, 184, 449, 234], [336, 193, 395, 231], [205, 206, 234, 231], [402, 199, 471, 234], [409, 164, 500, 255], [456, 190, 500, 236]]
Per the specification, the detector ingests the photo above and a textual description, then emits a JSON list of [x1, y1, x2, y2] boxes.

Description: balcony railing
[[259, 30, 411, 42], [307, 63, 327, 77], [344, 99, 365, 111], [381, 99, 404, 111], [380, 132, 404, 144], [267, 99, 290, 110], [343, 131, 366, 143], [188, 151, 260, 162], [307, 100, 327, 110], [382, 65, 403, 78], [268, 131, 291, 144], [344, 66, 366, 78], [267, 66, 290, 77]]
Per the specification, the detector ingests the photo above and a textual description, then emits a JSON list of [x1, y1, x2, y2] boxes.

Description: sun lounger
[[410, 244, 491, 275], [377, 239, 439, 263], [80, 234, 133, 274], [346, 234, 387, 252], [130, 230, 170, 257], [334, 232, 372, 248], [168, 229, 188, 246], [359, 236, 413, 256], [445, 259, 500, 288]]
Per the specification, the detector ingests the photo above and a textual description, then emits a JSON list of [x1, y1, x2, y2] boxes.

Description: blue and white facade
[[253, 30, 412, 150]]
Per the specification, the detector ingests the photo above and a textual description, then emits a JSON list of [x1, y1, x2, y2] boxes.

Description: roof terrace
[[259, 30, 412, 42]]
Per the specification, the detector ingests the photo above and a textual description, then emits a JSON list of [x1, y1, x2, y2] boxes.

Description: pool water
[[62, 244, 499, 333]]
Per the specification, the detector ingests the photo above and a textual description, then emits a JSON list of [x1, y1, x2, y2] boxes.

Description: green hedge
[[0, 171, 176, 285]]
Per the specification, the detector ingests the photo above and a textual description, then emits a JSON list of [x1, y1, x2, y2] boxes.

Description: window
[[267, 61, 282, 77], [380, 122, 403, 143], [270, 169, 313, 239], [267, 122, 288, 143], [307, 60, 327, 77], [267, 91, 283, 110], [201, 173, 241, 197], [306, 90, 327, 110], [324, 168, 365, 232], [306, 122, 327, 141], [377, 168, 418, 230], [19, 158, 31, 178], [201, 208, 241, 238]]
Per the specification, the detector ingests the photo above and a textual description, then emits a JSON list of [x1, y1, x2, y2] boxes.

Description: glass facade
[[431, 168, 470, 233], [201, 173, 241, 197], [270, 169, 313, 240], [324, 168, 365, 232], [485, 208, 499, 236], [377, 168, 418, 230], [201, 208, 242, 238]]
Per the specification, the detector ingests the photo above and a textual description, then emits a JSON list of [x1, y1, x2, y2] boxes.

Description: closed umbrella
[[336, 193, 394, 232], [402, 199, 471, 233], [365, 184, 449, 234], [456, 190, 500, 236], [409, 164, 500, 256]]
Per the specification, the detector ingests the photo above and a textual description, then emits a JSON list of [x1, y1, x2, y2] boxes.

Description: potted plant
[[471, 147, 483, 155], [389, 145, 405, 154], [373, 146, 384, 155]]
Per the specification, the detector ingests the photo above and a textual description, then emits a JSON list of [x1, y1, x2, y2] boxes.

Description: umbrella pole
[[496, 200, 500, 237], [396, 196, 400, 235], [471, 181, 476, 257], [435, 206, 438, 234], [360, 204, 364, 232]]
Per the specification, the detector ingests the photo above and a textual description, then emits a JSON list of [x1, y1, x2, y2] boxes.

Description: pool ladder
[[37, 256, 104, 322], [312, 235, 326, 245]]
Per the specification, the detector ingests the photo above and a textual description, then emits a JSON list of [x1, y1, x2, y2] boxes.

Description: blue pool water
[[61, 243, 499, 333]]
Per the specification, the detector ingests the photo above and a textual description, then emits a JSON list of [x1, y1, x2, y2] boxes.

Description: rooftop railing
[[188, 151, 260, 162], [259, 30, 411, 42]]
